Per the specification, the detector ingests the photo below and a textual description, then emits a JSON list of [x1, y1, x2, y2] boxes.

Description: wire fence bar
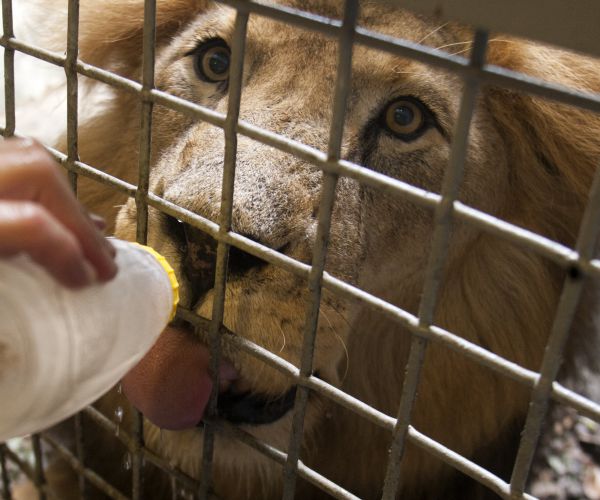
[[281, 0, 358, 497], [31, 434, 47, 500], [64, 24, 84, 500], [0, 445, 11, 500], [212, 419, 361, 500], [65, 0, 79, 193], [553, 383, 600, 421], [74, 414, 89, 497], [510, 165, 600, 495], [198, 10, 249, 500], [381, 29, 489, 500], [1, 0, 14, 138], [405, 427, 536, 500], [135, 0, 157, 246], [129, 1, 158, 498], [40, 434, 128, 500]]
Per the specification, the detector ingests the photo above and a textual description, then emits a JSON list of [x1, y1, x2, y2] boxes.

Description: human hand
[[0, 138, 117, 288]]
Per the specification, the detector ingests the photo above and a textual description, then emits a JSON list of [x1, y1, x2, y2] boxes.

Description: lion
[[20, 0, 600, 498]]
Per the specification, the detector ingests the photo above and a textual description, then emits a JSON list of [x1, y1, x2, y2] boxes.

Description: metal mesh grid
[[0, 0, 599, 499]]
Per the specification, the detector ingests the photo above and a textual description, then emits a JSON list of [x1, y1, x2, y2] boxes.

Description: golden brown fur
[[31, 1, 600, 498]]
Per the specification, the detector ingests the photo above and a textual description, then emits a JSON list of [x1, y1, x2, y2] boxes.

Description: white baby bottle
[[0, 239, 179, 441]]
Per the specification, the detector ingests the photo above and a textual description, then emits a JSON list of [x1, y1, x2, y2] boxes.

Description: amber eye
[[383, 98, 428, 140], [193, 39, 231, 83]]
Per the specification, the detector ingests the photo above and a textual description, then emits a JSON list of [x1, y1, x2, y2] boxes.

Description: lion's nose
[[182, 224, 218, 304], [180, 223, 268, 305]]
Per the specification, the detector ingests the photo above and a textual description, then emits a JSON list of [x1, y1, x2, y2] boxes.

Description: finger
[[0, 138, 117, 281], [0, 200, 97, 288]]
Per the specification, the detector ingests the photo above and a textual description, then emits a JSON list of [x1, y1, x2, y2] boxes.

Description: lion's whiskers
[[276, 321, 287, 353], [434, 40, 474, 52], [320, 308, 350, 383], [444, 39, 516, 57], [417, 22, 449, 45]]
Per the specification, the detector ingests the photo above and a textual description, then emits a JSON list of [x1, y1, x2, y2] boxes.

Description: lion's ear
[[27, 0, 209, 73], [486, 41, 600, 206]]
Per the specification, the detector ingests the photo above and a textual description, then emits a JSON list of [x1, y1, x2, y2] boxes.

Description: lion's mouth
[[211, 385, 297, 426], [122, 324, 298, 430]]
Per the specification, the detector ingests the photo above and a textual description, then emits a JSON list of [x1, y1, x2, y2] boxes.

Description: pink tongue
[[121, 326, 237, 431]]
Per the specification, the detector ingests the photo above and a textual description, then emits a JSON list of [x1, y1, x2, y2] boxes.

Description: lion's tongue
[[121, 326, 237, 431]]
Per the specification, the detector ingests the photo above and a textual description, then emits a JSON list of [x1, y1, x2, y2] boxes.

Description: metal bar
[[131, 2, 157, 497], [553, 383, 600, 422], [131, 413, 144, 500], [213, 420, 361, 500], [199, 10, 249, 500], [1, 0, 15, 138], [510, 165, 600, 495], [74, 414, 89, 497], [31, 434, 47, 500], [0, 445, 12, 500], [282, 2, 358, 498], [381, 30, 489, 499], [41, 434, 128, 500], [170, 476, 177, 500], [65, 0, 80, 193], [135, 0, 156, 245]]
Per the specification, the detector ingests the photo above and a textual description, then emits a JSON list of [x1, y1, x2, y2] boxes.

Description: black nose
[[169, 219, 268, 305], [181, 224, 218, 304]]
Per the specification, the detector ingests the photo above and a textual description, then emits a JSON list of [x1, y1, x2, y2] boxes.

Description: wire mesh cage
[[2, 0, 600, 499]]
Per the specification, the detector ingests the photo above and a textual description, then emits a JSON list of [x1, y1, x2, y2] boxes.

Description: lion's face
[[114, 3, 514, 474]]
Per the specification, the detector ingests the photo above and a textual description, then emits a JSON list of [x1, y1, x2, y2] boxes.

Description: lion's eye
[[193, 39, 231, 83], [382, 98, 431, 141]]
